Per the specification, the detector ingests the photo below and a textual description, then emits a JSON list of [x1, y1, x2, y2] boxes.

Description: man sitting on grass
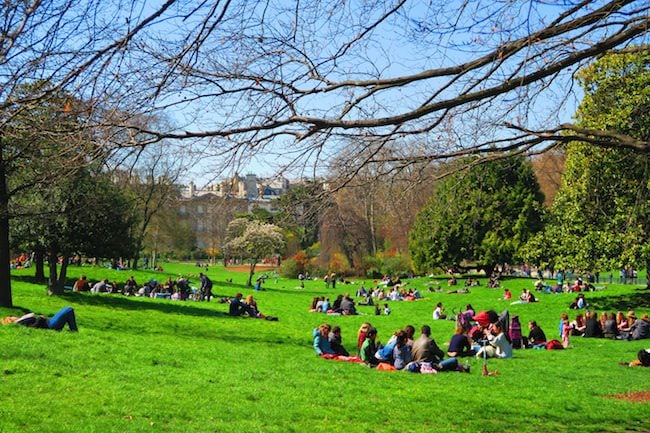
[[229, 293, 256, 317]]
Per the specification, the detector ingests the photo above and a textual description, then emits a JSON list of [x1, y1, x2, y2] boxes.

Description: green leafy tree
[[274, 181, 324, 254], [524, 49, 649, 279], [12, 169, 138, 294], [409, 156, 545, 275], [0, 81, 91, 305], [224, 218, 285, 286]]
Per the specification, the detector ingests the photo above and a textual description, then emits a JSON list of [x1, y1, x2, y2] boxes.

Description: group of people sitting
[[312, 322, 471, 373], [561, 310, 649, 341], [356, 285, 422, 302], [72, 273, 217, 302], [309, 294, 358, 315], [535, 276, 598, 294]]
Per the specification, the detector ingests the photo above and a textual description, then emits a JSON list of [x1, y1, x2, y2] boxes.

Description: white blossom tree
[[224, 218, 285, 286]]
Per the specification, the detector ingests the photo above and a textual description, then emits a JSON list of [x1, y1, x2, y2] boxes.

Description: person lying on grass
[[2, 306, 78, 332], [622, 349, 650, 367]]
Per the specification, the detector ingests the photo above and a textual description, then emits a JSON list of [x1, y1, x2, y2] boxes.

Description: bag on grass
[[545, 339, 564, 350]]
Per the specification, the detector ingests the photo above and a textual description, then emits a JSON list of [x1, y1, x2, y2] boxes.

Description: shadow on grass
[[589, 286, 650, 311], [62, 292, 234, 319]]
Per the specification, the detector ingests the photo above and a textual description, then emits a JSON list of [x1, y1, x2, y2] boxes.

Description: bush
[[279, 259, 300, 278], [382, 254, 412, 277]]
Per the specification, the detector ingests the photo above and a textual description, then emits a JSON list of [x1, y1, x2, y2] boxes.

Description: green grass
[[1, 263, 649, 433]]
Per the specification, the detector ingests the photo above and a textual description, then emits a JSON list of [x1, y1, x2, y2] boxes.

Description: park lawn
[[1, 263, 649, 433]]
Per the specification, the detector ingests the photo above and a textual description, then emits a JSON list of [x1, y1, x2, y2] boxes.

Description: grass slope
[[1, 263, 649, 433]]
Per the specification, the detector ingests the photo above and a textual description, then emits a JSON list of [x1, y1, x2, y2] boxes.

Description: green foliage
[[525, 49, 649, 272], [363, 252, 412, 278], [274, 181, 324, 252], [12, 169, 138, 260], [1, 263, 649, 433], [279, 258, 300, 278], [409, 156, 545, 274]]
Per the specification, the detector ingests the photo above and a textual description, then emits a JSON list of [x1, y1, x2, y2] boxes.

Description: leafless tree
[[121, 0, 648, 181]]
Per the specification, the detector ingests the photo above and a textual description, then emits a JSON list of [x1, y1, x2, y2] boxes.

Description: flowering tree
[[224, 218, 285, 286]]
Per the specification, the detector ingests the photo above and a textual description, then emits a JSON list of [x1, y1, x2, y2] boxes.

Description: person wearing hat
[[629, 313, 649, 341]]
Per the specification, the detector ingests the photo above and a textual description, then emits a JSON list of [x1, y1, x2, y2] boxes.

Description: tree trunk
[[47, 251, 61, 295], [34, 248, 45, 280], [56, 254, 69, 292], [247, 261, 257, 286], [0, 155, 12, 307]]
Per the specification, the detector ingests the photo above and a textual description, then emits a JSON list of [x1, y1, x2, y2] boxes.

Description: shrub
[[279, 258, 300, 278]]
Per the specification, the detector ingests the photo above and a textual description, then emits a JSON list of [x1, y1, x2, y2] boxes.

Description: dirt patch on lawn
[[605, 390, 650, 403]]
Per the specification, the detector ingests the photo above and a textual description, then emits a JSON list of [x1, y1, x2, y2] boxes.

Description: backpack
[[638, 349, 650, 367], [509, 316, 523, 349], [546, 339, 564, 350]]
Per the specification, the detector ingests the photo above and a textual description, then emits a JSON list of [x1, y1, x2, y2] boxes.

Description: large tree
[[12, 169, 138, 293], [409, 155, 545, 274], [122, 1, 648, 181], [523, 49, 649, 278], [0, 1, 183, 307]]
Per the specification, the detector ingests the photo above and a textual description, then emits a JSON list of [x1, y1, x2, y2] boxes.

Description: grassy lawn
[[1, 262, 649, 433]]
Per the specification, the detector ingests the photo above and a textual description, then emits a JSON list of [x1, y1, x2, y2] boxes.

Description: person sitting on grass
[[603, 312, 619, 339], [411, 325, 445, 364], [245, 294, 265, 318], [357, 322, 373, 355], [629, 314, 650, 341], [392, 330, 412, 370], [360, 327, 380, 367], [340, 294, 357, 315], [313, 323, 336, 356], [73, 275, 91, 292], [123, 276, 138, 296], [570, 314, 586, 336], [309, 297, 319, 312], [476, 322, 512, 359], [229, 293, 257, 317], [524, 320, 547, 348], [321, 297, 331, 313], [583, 312, 603, 338], [328, 325, 350, 356], [447, 326, 476, 358], [432, 302, 447, 320], [3, 306, 78, 332]]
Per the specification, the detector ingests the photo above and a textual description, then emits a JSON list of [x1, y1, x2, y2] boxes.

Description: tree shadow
[[588, 286, 650, 311], [53, 292, 234, 319], [12, 274, 49, 285]]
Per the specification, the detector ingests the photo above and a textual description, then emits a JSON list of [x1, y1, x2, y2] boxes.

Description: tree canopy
[[409, 155, 545, 274], [522, 50, 649, 274]]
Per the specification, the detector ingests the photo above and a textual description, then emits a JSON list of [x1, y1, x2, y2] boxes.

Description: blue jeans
[[47, 307, 78, 331]]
